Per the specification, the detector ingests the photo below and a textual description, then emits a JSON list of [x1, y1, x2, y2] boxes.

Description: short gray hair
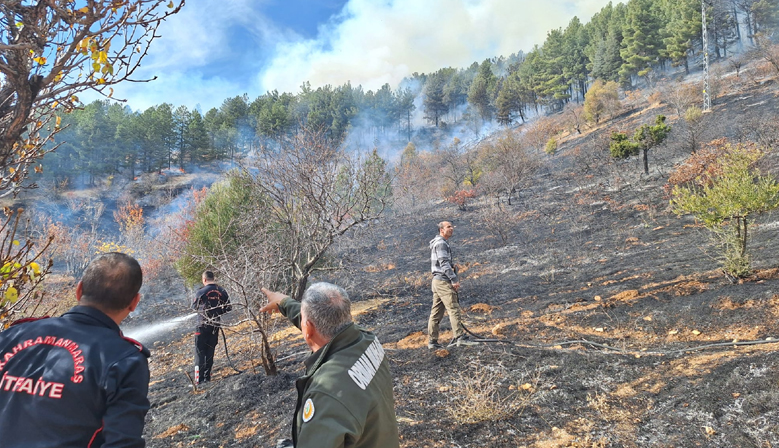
[[301, 282, 352, 340]]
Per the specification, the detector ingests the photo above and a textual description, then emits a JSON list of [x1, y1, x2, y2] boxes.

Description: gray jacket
[[430, 235, 457, 283]]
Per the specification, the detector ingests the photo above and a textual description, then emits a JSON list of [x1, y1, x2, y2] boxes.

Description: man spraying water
[[192, 270, 231, 385]]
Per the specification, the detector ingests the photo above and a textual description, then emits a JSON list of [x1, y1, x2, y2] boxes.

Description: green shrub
[[670, 144, 779, 277], [545, 137, 558, 155], [174, 171, 255, 285]]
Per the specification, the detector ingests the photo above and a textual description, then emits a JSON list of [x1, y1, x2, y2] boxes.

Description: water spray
[[122, 313, 197, 346]]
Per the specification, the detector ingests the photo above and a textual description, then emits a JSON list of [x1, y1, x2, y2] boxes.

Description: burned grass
[[139, 76, 779, 447]]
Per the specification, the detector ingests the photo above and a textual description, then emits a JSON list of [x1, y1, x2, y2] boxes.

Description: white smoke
[[98, 0, 616, 111], [259, 0, 616, 93]]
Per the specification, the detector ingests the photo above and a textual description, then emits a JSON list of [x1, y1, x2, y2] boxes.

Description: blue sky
[[104, 0, 615, 112]]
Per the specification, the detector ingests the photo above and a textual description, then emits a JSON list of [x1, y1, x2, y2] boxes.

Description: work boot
[[427, 340, 443, 350], [449, 335, 479, 347]]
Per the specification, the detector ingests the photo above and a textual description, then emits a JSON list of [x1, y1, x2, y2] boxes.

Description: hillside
[[129, 67, 779, 448]]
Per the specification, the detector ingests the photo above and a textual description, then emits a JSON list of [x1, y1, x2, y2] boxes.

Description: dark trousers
[[194, 325, 219, 384]]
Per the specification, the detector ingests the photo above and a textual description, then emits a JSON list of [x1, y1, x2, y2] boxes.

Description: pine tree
[[468, 59, 498, 122], [661, 0, 701, 74], [619, 0, 664, 85], [423, 71, 448, 127]]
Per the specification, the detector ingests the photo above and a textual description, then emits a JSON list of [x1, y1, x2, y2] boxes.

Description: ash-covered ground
[[137, 76, 779, 448]]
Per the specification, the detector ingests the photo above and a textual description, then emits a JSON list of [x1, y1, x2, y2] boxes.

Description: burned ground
[[137, 74, 779, 447]]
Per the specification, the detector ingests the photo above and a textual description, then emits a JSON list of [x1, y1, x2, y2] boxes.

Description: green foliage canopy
[[670, 145, 779, 277]]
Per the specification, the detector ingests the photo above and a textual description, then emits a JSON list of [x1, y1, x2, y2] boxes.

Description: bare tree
[[682, 106, 709, 153], [247, 127, 392, 302], [438, 138, 472, 195], [662, 82, 699, 118], [0, 0, 184, 196], [479, 130, 540, 205]]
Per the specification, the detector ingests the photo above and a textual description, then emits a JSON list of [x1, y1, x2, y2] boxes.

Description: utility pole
[[701, 0, 711, 111]]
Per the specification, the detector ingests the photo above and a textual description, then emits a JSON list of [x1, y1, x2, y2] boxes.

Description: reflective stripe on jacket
[[0, 305, 150, 448]]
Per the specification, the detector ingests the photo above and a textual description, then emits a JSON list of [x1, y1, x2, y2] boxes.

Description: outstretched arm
[[260, 288, 301, 329]]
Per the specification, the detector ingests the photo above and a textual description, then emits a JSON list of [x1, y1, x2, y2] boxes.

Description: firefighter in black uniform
[[192, 270, 231, 384], [0, 252, 150, 448]]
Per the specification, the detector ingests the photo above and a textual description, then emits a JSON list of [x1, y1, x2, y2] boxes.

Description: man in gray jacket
[[428, 221, 477, 348]]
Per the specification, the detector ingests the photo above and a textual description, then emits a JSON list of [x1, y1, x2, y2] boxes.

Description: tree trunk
[[642, 148, 649, 175], [407, 110, 411, 142], [740, 216, 748, 257]]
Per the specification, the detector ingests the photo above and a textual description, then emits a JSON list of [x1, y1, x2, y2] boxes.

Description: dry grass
[[363, 263, 396, 273], [448, 363, 533, 424], [154, 423, 189, 439]]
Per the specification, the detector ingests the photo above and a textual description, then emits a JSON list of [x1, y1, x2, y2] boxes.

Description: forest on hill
[[38, 0, 779, 188], [3, 0, 779, 446], [135, 56, 779, 447]]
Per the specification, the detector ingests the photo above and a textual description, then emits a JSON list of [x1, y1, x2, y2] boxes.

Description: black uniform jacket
[[0, 305, 151, 448], [193, 283, 231, 326]]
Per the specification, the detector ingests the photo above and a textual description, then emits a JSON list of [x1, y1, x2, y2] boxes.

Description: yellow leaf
[[643, 316, 652, 321], [9, 167, 15, 174], [5, 287, 18, 303], [692, 330, 701, 335], [56, 116, 61, 127], [96, 78, 105, 85], [29, 262, 40, 275], [168, 1, 174, 7], [12, 240, 18, 246], [15, 22, 23, 29], [78, 6, 89, 13], [108, 88, 114, 98]]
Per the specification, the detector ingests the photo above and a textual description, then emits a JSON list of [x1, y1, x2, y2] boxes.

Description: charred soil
[[141, 74, 779, 447]]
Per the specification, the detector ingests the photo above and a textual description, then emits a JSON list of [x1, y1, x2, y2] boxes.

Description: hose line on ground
[[220, 326, 244, 373], [460, 322, 779, 357], [456, 290, 779, 357]]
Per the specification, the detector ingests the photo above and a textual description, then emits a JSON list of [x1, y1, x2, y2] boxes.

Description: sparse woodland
[[4, 0, 779, 447]]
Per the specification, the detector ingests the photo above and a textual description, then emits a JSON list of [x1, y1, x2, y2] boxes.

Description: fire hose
[[220, 326, 243, 374], [455, 289, 779, 356]]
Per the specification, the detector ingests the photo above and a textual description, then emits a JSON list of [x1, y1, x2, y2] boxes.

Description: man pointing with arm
[[260, 282, 399, 448]]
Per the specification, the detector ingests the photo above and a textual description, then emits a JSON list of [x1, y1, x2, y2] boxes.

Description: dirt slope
[[140, 75, 779, 448]]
